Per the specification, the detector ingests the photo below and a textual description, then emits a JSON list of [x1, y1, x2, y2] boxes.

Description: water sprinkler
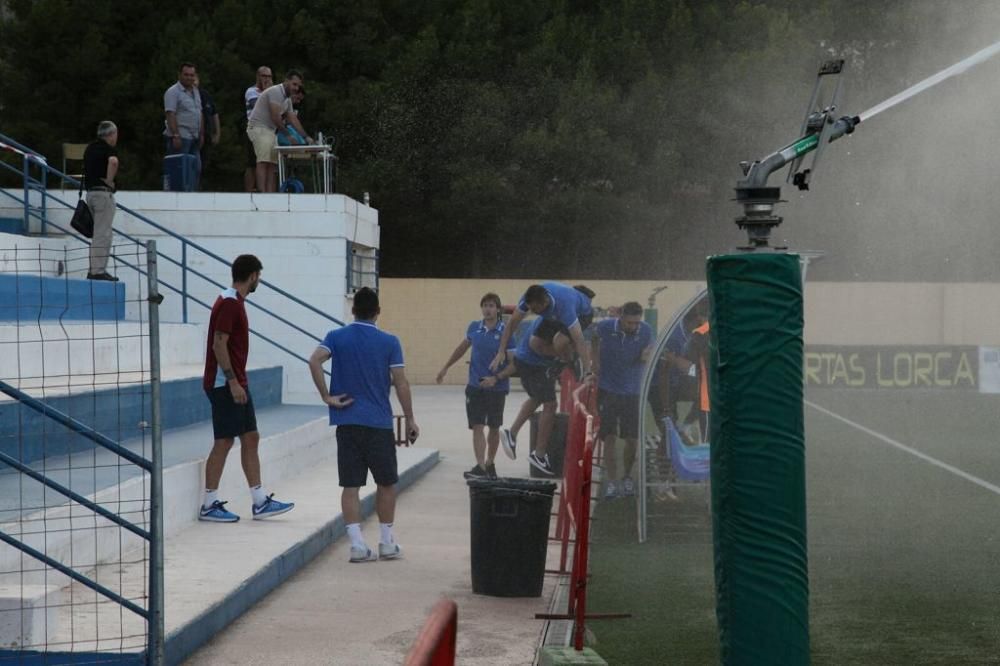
[[735, 59, 860, 248]]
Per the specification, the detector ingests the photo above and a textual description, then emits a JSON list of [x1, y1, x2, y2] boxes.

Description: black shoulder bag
[[70, 167, 94, 239]]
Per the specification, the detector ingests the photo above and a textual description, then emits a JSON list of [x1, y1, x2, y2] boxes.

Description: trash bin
[[528, 412, 569, 478], [467, 477, 557, 597]]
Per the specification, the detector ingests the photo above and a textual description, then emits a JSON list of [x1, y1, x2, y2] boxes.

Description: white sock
[[250, 485, 268, 507], [347, 523, 365, 549], [380, 522, 394, 545], [202, 489, 219, 510]]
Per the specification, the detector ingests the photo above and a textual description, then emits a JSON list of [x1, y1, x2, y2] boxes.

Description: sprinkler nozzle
[[832, 115, 861, 139]]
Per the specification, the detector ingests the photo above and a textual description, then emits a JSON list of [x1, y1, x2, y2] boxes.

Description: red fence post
[[404, 598, 458, 666], [572, 421, 596, 651]]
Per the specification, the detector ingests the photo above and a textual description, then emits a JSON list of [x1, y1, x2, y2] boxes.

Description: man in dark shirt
[[195, 74, 220, 187], [82, 120, 119, 281], [199, 254, 295, 523]]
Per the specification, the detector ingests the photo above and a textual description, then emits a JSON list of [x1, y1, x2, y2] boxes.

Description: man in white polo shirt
[[246, 69, 313, 193]]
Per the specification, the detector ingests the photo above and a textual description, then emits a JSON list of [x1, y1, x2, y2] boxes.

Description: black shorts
[[207, 385, 258, 440], [244, 130, 257, 168], [465, 386, 506, 429], [515, 357, 557, 404], [336, 424, 399, 487], [598, 389, 640, 439]]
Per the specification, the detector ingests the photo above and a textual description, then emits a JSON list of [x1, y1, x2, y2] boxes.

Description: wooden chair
[[61, 142, 88, 189]]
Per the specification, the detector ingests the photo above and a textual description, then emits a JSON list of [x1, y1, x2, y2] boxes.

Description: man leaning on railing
[[83, 120, 119, 282]]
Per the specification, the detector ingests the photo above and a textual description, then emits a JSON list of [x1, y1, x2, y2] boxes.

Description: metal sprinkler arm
[[734, 58, 861, 249], [740, 115, 861, 188]]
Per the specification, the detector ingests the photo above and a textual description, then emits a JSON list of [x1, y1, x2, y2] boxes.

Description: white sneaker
[[500, 428, 517, 459], [604, 480, 619, 500], [349, 544, 378, 563], [528, 452, 554, 475], [622, 478, 636, 497], [379, 542, 403, 560], [656, 483, 679, 502]]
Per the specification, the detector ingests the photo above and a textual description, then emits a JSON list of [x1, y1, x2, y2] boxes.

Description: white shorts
[[247, 125, 277, 164]]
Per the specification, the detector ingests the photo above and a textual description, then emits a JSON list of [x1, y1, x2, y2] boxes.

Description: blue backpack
[[279, 178, 305, 193]]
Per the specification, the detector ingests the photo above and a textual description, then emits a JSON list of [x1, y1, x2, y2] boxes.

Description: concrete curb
[[163, 449, 440, 665]]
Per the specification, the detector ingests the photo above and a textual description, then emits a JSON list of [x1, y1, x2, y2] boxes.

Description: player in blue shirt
[[436, 293, 516, 479], [308, 287, 419, 563], [491, 282, 596, 384], [490, 316, 562, 475], [591, 302, 654, 499]]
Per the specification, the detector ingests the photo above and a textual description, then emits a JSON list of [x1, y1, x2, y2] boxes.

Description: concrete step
[[0, 321, 205, 383], [0, 217, 26, 235], [0, 273, 125, 321], [0, 365, 282, 466]]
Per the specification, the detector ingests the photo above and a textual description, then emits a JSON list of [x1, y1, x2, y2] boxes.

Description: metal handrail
[[24, 212, 329, 373], [34, 165, 345, 327], [1, 133, 345, 326], [2, 138, 347, 375], [0, 131, 45, 157]]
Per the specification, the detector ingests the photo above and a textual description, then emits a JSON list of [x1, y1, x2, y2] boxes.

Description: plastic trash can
[[467, 477, 557, 597], [528, 412, 569, 478]]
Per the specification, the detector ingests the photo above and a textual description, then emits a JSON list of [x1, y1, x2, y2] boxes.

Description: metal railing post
[[21, 156, 29, 234], [181, 241, 188, 323], [38, 159, 47, 235], [146, 240, 166, 666]]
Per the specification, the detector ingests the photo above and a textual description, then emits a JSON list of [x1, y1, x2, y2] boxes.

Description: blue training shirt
[[319, 321, 404, 429], [514, 317, 556, 367], [518, 281, 593, 329], [595, 318, 653, 395], [466, 319, 515, 392]]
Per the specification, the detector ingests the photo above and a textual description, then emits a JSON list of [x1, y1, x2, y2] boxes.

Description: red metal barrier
[[404, 598, 458, 666], [542, 381, 614, 650]]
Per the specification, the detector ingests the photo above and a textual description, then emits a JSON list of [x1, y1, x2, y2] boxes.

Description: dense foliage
[[2, 0, 999, 279]]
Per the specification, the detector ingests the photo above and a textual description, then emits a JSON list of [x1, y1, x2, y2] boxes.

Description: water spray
[[735, 38, 1000, 248]]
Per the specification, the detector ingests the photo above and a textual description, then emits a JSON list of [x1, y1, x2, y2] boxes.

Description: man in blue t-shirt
[[491, 282, 596, 383], [436, 293, 516, 479], [592, 301, 654, 499], [308, 287, 419, 563], [491, 317, 562, 475]]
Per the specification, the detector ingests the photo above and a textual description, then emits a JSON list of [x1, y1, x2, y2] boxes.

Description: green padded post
[[707, 253, 809, 665]]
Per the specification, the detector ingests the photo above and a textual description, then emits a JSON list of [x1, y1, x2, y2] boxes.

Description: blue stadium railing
[[0, 131, 346, 369]]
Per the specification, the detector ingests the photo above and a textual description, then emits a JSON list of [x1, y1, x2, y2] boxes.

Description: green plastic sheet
[[707, 252, 809, 665]]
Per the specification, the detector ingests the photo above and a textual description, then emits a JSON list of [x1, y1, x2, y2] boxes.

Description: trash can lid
[[467, 477, 557, 497]]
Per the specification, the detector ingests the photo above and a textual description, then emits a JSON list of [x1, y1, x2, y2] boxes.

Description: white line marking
[[805, 399, 1000, 497]]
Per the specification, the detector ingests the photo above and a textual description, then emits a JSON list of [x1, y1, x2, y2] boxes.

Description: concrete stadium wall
[[377, 278, 1000, 385]]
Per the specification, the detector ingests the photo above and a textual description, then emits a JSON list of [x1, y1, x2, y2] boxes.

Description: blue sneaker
[[252, 494, 295, 520], [199, 500, 240, 523]]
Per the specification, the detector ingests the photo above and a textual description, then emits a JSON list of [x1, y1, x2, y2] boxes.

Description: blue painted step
[[0, 366, 282, 465], [0, 217, 25, 235], [0, 274, 124, 321]]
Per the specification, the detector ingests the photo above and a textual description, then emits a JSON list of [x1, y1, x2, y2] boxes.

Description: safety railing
[[539, 380, 629, 651], [404, 598, 458, 666], [0, 241, 165, 664], [0, 131, 345, 374]]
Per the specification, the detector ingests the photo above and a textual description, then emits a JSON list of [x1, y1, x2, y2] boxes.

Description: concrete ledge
[[537, 646, 608, 665], [164, 448, 439, 665]]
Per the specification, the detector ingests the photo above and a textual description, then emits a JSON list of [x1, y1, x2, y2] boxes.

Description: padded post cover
[[707, 252, 808, 665]]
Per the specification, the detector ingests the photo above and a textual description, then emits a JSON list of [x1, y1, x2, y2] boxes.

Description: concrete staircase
[[0, 232, 439, 663]]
